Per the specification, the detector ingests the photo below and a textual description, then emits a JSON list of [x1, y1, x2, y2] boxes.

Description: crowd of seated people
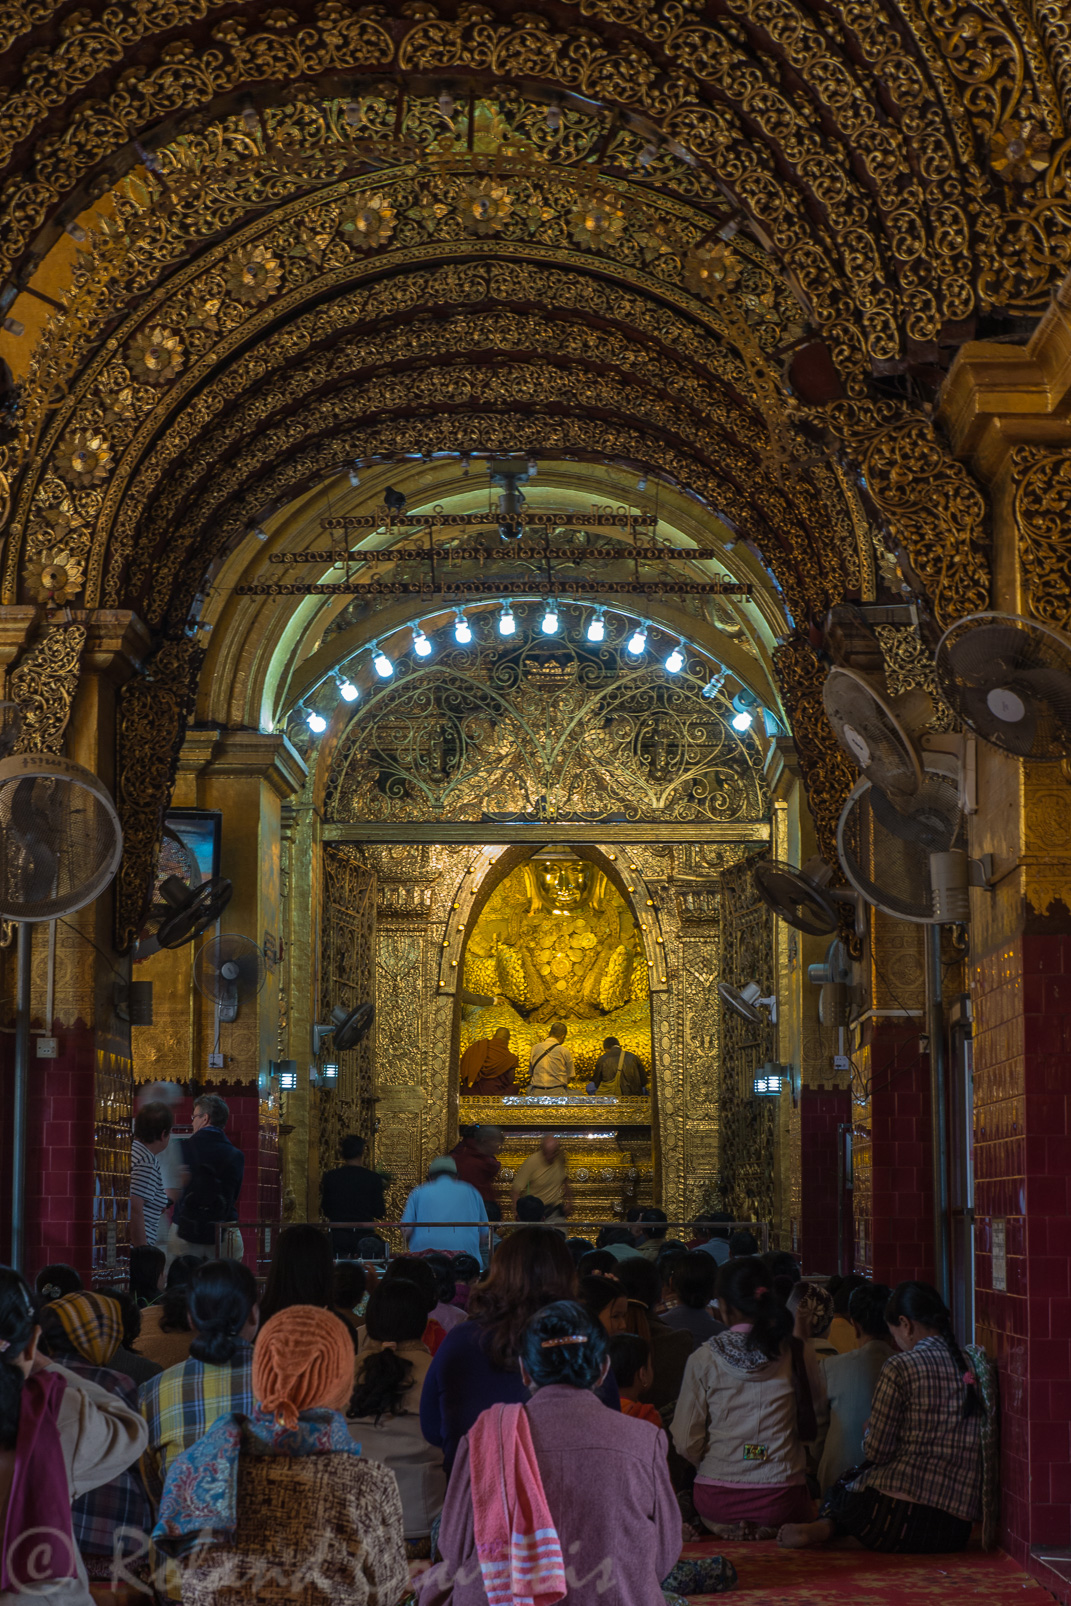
[[0, 1211, 992, 1606]]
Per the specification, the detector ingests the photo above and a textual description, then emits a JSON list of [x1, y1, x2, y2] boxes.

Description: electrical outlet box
[[833, 1054, 851, 1072], [36, 1036, 58, 1059], [207, 1052, 224, 1069]]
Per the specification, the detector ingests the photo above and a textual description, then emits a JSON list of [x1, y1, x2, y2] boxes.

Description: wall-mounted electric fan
[[0, 746, 124, 1272], [194, 933, 266, 1023], [0, 752, 123, 922], [936, 611, 1071, 761], [717, 980, 777, 1025], [823, 667, 933, 813], [836, 766, 976, 925], [313, 1000, 375, 1056], [751, 857, 841, 936]]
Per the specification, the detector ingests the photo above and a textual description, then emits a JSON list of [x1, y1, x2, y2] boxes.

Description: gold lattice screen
[[320, 848, 377, 1172], [718, 853, 776, 1224]]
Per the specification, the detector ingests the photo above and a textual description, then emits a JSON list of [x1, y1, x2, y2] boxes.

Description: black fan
[[315, 1000, 375, 1054], [936, 611, 1071, 761], [752, 858, 840, 936], [193, 934, 266, 1022], [156, 874, 233, 949], [823, 668, 931, 812], [717, 980, 776, 1025]]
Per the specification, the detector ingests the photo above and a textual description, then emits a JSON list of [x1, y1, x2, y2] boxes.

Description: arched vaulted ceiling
[[0, 0, 1067, 947]]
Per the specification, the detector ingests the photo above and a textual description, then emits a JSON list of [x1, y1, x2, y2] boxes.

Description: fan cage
[[936, 611, 1071, 762], [836, 773, 965, 926], [751, 858, 839, 937], [0, 756, 122, 922]]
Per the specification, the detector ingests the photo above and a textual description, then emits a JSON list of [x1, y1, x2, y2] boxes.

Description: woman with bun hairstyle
[[420, 1300, 689, 1606], [671, 1255, 827, 1538], [0, 1266, 147, 1606], [347, 1277, 446, 1545], [779, 1280, 984, 1553], [138, 1257, 259, 1509]]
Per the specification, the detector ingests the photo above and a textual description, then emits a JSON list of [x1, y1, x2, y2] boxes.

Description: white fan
[[836, 765, 971, 924], [717, 980, 777, 1025], [0, 753, 123, 921], [823, 667, 933, 813]]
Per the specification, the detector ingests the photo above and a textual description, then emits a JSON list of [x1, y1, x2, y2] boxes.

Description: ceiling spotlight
[[337, 675, 359, 702], [627, 626, 647, 656], [413, 629, 433, 658], [306, 708, 327, 733], [498, 604, 517, 637], [373, 647, 394, 678], [546, 103, 562, 133], [541, 601, 560, 635], [527, 456, 538, 477], [438, 89, 455, 119], [731, 690, 757, 732], [637, 474, 648, 492], [702, 671, 726, 700], [454, 612, 472, 644], [343, 99, 363, 127], [665, 644, 684, 673], [586, 609, 606, 643], [639, 141, 658, 168], [349, 464, 360, 487], [241, 106, 259, 133]]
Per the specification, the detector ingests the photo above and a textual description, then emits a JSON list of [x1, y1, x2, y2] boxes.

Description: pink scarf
[[468, 1402, 566, 1606], [1, 1370, 77, 1592]]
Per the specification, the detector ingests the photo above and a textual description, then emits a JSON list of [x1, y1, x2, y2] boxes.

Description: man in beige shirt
[[527, 1023, 574, 1090], [512, 1134, 573, 1221]]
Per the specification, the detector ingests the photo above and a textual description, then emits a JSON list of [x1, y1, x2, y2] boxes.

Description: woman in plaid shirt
[[780, 1281, 984, 1553]]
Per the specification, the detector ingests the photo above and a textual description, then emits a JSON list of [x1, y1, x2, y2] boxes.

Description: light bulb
[[373, 649, 393, 678], [454, 612, 472, 644], [546, 104, 562, 133], [337, 677, 359, 702], [665, 645, 684, 673], [586, 611, 606, 643], [702, 674, 725, 700], [412, 630, 432, 658], [541, 604, 560, 635], [732, 708, 753, 732], [438, 89, 454, 118], [349, 465, 360, 487], [498, 606, 517, 637], [306, 709, 327, 733], [627, 627, 647, 655]]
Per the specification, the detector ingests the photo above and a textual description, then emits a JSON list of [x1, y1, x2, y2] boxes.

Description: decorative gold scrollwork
[[1011, 445, 1071, 631], [113, 636, 205, 953], [9, 620, 87, 754]]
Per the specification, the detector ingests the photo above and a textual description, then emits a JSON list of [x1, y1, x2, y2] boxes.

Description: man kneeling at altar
[[459, 1026, 519, 1097]]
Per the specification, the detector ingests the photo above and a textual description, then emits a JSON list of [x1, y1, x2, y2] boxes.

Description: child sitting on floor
[[609, 1332, 663, 1428]]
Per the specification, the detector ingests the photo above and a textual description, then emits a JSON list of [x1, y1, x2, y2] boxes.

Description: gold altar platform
[[461, 1092, 655, 1221]]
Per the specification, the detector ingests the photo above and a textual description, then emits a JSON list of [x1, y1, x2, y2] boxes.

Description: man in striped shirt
[[130, 1101, 175, 1249]]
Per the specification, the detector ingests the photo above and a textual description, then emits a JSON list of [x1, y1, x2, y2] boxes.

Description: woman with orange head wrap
[[155, 1305, 408, 1604]]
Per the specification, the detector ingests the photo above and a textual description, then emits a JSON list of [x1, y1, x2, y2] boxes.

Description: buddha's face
[[534, 859, 594, 911]]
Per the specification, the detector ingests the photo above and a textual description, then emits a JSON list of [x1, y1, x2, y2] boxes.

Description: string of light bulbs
[[294, 603, 765, 735]]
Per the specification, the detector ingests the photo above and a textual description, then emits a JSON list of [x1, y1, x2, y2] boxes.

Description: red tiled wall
[[973, 934, 1071, 1573], [798, 1087, 851, 1275], [852, 1019, 934, 1288], [0, 1027, 98, 1283]]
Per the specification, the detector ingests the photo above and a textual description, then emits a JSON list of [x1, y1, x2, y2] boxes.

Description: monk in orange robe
[[459, 1026, 519, 1096]]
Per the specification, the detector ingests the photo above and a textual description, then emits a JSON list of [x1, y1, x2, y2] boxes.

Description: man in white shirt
[[130, 1101, 175, 1248], [527, 1023, 574, 1090]]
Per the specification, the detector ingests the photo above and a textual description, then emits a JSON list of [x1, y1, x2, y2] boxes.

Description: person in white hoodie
[[672, 1256, 827, 1539], [0, 1266, 147, 1606]]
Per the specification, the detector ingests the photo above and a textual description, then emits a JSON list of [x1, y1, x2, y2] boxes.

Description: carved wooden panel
[[719, 853, 776, 1225]]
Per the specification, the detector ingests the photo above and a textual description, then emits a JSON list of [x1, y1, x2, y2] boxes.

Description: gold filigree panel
[[323, 619, 768, 828]]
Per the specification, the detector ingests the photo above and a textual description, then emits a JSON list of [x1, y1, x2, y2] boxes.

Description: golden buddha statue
[[460, 856, 651, 1085]]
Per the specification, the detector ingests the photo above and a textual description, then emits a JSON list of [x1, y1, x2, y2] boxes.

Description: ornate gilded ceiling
[[1, 0, 1068, 941]]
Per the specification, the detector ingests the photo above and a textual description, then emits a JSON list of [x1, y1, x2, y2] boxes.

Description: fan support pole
[[926, 925, 951, 1305], [10, 923, 31, 1271]]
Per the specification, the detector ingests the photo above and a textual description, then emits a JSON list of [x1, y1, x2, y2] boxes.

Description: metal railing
[[215, 1219, 770, 1274]]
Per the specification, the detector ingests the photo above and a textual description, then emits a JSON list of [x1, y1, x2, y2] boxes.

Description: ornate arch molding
[[0, 0, 1065, 348]]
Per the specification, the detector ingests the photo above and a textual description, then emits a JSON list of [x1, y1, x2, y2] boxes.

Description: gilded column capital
[[0, 606, 42, 677], [204, 731, 307, 800], [79, 610, 152, 682], [941, 275, 1071, 483], [176, 728, 222, 776]]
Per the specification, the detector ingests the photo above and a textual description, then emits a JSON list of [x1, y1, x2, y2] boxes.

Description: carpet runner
[[680, 1539, 1047, 1603]]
